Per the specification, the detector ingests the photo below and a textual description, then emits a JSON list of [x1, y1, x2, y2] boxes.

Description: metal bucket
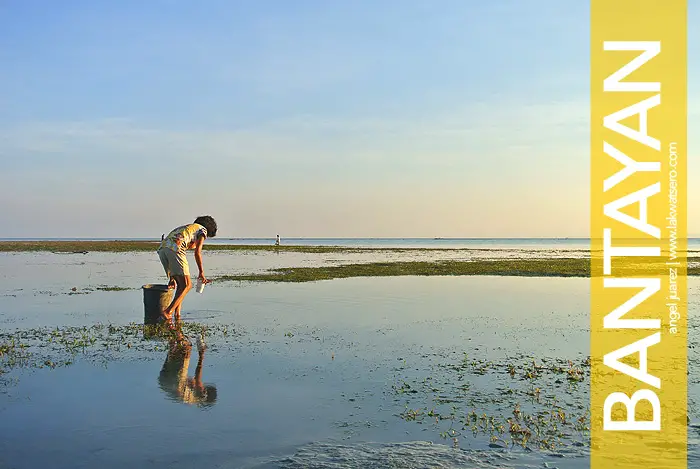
[[142, 284, 173, 325]]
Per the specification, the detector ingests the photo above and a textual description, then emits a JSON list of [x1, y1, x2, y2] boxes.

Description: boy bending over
[[157, 215, 218, 322]]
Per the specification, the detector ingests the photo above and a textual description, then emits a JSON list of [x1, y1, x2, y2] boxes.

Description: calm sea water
[[0, 256, 596, 469], [213, 238, 593, 249], [0, 248, 696, 468], [4, 237, 700, 250]]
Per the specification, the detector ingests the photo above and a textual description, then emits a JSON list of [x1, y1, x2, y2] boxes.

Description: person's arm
[[194, 234, 207, 282]]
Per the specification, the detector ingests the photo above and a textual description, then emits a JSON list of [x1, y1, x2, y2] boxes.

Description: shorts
[[158, 247, 190, 278]]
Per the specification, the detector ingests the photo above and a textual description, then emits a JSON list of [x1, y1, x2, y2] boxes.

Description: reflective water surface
[[0, 252, 698, 468]]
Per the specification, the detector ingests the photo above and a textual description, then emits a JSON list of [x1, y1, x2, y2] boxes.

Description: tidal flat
[[3, 242, 700, 283], [1, 248, 699, 469]]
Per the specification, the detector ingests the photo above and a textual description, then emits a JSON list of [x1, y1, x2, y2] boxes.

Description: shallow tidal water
[[0, 251, 698, 469]]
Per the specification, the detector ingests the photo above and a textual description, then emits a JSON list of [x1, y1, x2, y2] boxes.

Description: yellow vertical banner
[[591, 1, 687, 468]]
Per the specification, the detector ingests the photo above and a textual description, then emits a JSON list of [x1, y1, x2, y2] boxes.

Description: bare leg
[[194, 350, 205, 391], [173, 283, 184, 322], [172, 321, 189, 345], [174, 303, 182, 322], [163, 275, 191, 319]]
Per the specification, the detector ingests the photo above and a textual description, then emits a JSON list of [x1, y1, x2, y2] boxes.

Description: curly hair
[[194, 215, 218, 238]]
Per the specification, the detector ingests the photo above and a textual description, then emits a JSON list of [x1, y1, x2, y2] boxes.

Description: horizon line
[[2, 236, 700, 241]]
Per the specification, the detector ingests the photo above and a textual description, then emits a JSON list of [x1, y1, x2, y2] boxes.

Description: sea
[[4, 237, 700, 251]]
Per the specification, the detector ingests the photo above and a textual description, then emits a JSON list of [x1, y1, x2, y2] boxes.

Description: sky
[[0, 1, 697, 238]]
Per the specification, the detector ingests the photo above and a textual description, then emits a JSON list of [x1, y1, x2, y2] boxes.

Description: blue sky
[[0, 1, 696, 237]]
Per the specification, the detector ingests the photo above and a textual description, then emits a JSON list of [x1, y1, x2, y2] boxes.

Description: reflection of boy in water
[[158, 333, 217, 407]]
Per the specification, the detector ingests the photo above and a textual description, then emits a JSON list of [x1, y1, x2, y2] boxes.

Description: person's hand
[[198, 273, 209, 284]]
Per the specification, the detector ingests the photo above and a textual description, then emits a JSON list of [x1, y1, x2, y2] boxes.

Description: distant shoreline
[[2, 241, 699, 280], [0, 240, 596, 253], [0, 237, 593, 241], [0, 240, 694, 254], [0, 240, 588, 254], [4, 237, 699, 241], [0, 240, 376, 253]]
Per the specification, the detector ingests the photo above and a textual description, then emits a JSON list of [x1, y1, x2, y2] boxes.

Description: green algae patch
[[0, 322, 243, 378], [392, 352, 591, 452], [213, 258, 700, 283], [0, 241, 161, 253], [215, 259, 591, 283]]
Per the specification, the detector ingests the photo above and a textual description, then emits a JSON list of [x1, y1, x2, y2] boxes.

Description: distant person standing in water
[[275, 234, 280, 246], [157, 216, 218, 323]]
